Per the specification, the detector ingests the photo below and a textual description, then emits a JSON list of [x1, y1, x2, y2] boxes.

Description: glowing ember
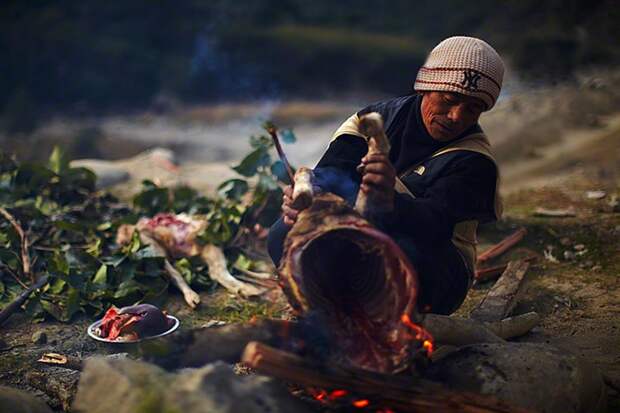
[[400, 313, 434, 356], [353, 399, 370, 408], [329, 389, 348, 399]]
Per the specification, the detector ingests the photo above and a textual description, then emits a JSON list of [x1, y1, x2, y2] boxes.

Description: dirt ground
[[1, 83, 619, 411]]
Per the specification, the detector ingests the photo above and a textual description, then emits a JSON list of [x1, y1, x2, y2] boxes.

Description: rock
[[574, 244, 586, 251], [0, 386, 53, 413], [27, 370, 80, 411], [427, 342, 607, 413], [32, 330, 47, 345], [73, 358, 313, 413], [585, 190, 606, 200], [563, 250, 576, 261]]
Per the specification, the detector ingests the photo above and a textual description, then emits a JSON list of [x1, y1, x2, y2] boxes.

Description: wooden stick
[[485, 312, 540, 339], [242, 341, 531, 413], [470, 260, 530, 323], [0, 275, 49, 327], [266, 125, 295, 184], [475, 255, 537, 282], [0, 263, 28, 288], [477, 228, 527, 264], [0, 207, 33, 282]]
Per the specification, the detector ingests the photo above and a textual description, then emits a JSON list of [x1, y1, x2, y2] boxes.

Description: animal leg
[[201, 244, 264, 297]]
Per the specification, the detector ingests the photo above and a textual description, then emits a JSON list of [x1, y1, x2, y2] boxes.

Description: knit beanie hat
[[414, 36, 504, 110]]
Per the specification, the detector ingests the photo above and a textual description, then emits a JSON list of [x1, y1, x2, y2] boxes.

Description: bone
[[290, 167, 315, 210], [164, 260, 201, 309], [200, 244, 264, 297], [355, 112, 393, 217], [136, 233, 201, 309]]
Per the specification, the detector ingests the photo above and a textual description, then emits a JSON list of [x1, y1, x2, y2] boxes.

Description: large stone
[[427, 343, 607, 413], [0, 386, 53, 413], [73, 357, 313, 413]]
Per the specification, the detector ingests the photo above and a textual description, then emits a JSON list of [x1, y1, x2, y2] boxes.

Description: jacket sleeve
[[388, 153, 497, 245]]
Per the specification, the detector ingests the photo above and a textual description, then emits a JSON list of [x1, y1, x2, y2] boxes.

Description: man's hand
[[282, 185, 300, 226], [357, 153, 396, 203]]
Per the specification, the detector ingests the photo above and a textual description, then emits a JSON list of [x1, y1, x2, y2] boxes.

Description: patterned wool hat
[[414, 36, 504, 110]]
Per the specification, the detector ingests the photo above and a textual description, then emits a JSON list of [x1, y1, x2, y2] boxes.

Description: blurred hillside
[[1, 0, 619, 131]]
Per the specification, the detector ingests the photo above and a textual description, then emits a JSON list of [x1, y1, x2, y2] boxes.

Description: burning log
[[241, 341, 531, 413], [141, 312, 540, 370], [477, 227, 527, 265], [423, 312, 540, 346]]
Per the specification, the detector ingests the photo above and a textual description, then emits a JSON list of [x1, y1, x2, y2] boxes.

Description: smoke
[[313, 166, 360, 206], [189, 29, 280, 101]]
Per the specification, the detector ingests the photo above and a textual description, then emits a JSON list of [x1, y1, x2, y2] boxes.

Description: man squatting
[[268, 36, 504, 315]]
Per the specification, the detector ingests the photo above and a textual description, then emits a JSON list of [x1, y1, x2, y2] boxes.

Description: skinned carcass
[[278, 113, 431, 374], [117, 213, 268, 308]]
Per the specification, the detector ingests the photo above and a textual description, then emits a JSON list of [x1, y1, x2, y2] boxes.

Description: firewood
[[470, 260, 530, 322], [477, 227, 527, 264], [423, 314, 504, 345], [475, 255, 537, 282], [241, 341, 531, 413], [485, 312, 540, 339]]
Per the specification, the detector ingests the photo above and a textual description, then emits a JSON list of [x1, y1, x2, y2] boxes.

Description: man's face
[[420, 91, 485, 141]]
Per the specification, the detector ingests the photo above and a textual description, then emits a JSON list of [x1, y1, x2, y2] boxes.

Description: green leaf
[[113, 280, 143, 299], [133, 245, 161, 259], [174, 258, 194, 284], [86, 238, 102, 257], [65, 287, 81, 320], [133, 186, 170, 215], [232, 147, 271, 177], [0, 279, 4, 297], [122, 231, 142, 254], [93, 264, 108, 285], [49, 278, 66, 294], [257, 173, 279, 192], [217, 179, 249, 201], [270, 161, 291, 183], [280, 129, 297, 143], [48, 146, 69, 174], [40, 299, 64, 321], [51, 251, 70, 275], [233, 253, 253, 271]]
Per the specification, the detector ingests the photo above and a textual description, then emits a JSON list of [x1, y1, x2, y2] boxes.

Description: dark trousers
[[267, 172, 470, 315]]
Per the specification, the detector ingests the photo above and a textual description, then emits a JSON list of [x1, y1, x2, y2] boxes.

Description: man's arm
[[389, 153, 497, 245]]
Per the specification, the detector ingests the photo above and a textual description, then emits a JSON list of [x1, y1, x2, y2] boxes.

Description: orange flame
[[353, 399, 370, 408], [401, 313, 434, 356]]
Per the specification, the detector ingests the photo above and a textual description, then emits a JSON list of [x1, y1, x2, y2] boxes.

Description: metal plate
[[87, 315, 180, 343]]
